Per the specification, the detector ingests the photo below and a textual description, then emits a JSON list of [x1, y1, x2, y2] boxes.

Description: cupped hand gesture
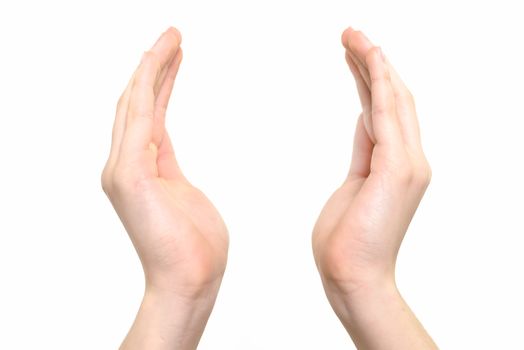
[[312, 28, 432, 297], [101, 28, 229, 299]]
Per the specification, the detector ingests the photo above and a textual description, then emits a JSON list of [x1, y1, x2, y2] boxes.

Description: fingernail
[[378, 47, 386, 62]]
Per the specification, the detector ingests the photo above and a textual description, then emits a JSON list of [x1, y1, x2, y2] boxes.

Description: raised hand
[[101, 27, 229, 350], [312, 28, 437, 349]]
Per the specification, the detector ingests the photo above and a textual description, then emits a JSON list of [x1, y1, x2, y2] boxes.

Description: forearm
[[120, 285, 220, 350], [325, 280, 437, 350]]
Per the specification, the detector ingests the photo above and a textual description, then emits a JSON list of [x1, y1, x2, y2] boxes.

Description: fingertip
[[166, 26, 182, 45], [367, 46, 390, 81], [139, 50, 161, 74], [341, 26, 354, 49], [167, 48, 183, 75], [349, 29, 372, 49], [358, 30, 372, 43], [169, 48, 183, 71]]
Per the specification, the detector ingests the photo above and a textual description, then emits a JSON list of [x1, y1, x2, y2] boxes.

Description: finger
[[152, 28, 182, 95], [152, 48, 183, 146], [155, 50, 184, 180], [105, 70, 136, 172], [347, 49, 371, 89], [120, 51, 160, 155], [122, 28, 182, 155], [154, 53, 176, 96], [150, 27, 182, 79], [382, 54, 422, 151], [153, 28, 182, 95], [345, 29, 422, 151], [342, 28, 371, 89], [156, 49, 183, 116], [366, 47, 403, 150], [344, 28, 374, 70], [345, 51, 375, 143], [130, 26, 181, 121], [347, 113, 374, 180]]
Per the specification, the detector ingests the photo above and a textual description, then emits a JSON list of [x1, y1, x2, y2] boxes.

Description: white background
[[0, 1, 523, 349]]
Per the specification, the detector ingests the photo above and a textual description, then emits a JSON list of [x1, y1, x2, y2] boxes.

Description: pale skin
[[311, 27, 437, 349], [101, 28, 229, 349], [102, 26, 437, 349]]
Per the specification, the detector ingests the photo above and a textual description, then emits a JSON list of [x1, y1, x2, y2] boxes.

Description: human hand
[[312, 27, 431, 297], [311, 27, 436, 349], [101, 27, 229, 349]]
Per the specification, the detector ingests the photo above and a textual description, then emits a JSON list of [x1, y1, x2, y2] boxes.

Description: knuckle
[[116, 93, 125, 110], [364, 47, 376, 66], [141, 50, 154, 62], [403, 89, 416, 109], [116, 94, 124, 109], [415, 159, 432, 188], [101, 166, 113, 195], [425, 165, 433, 185], [398, 86, 414, 101], [371, 46, 381, 56], [399, 156, 432, 189], [110, 162, 153, 195], [392, 157, 433, 189], [372, 103, 389, 117], [384, 153, 413, 185], [383, 69, 392, 83], [372, 100, 395, 118], [141, 51, 161, 73], [317, 235, 348, 282], [135, 107, 155, 120], [368, 48, 392, 81], [394, 164, 414, 185], [111, 165, 129, 193], [406, 89, 415, 102]]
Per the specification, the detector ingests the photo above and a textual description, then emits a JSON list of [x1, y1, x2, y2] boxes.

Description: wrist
[[322, 275, 437, 349], [322, 274, 400, 322], [143, 274, 224, 313], [120, 283, 221, 350], [144, 268, 225, 302]]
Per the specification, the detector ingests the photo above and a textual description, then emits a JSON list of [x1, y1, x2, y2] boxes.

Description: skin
[[101, 27, 229, 349], [311, 28, 437, 349], [102, 26, 437, 349]]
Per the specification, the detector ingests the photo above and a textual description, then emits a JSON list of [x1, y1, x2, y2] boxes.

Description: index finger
[[344, 28, 422, 151], [122, 27, 182, 154], [149, 27, 182, 75]]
